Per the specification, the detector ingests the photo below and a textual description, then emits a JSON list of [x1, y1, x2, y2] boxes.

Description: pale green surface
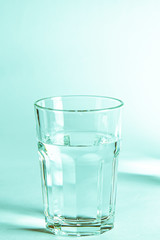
[[0, 0, 160, 239]]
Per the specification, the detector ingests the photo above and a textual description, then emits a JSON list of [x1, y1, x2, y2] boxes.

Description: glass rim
[[34, 95, 124, 112]]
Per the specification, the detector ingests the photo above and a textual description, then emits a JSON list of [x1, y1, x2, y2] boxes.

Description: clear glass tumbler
[[34, 95, 123, 236]]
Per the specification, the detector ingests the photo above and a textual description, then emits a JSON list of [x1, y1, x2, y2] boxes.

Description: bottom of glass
[[45, 216, 114, 236]]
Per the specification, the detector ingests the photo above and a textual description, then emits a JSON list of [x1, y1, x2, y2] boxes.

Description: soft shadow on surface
[[118, 172, 160, 185], [8, 225, 52, 235], [0, 223, 48, 234], [0, 200, 43, 215], [0, 200, 46, 234], [17, 227, 49, 233]]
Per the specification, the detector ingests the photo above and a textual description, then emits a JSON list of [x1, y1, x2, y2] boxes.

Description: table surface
[[0, 152, 160, 240]]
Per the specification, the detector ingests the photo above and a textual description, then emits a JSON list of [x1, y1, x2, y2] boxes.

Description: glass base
[[45, 216, 114, 236]]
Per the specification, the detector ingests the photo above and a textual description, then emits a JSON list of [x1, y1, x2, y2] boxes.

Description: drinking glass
[[34, 95, 123, 236]]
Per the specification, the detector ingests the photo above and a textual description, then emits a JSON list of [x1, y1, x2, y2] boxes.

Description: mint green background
[[0, 1, 160, 239]]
